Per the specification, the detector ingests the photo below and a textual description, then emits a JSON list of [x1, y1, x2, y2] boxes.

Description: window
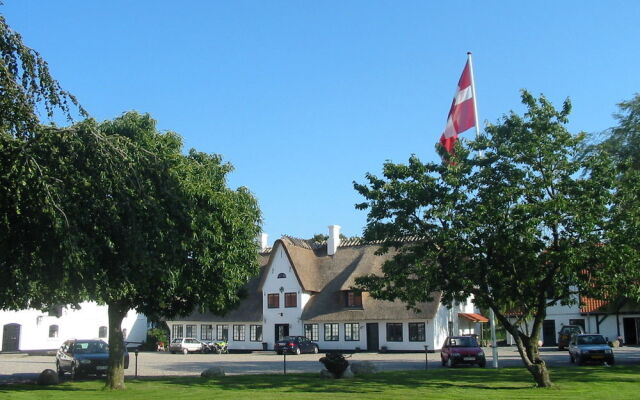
[[344, 323, 360, 341], [98, 326, 107, 338], [304, 324, 319, 341], [345, 291, 363, 308], [186, 324, 197, 338], [48, 324, 59, 338], [250, 325, 263, 342], [268, 293, 279, 308], [216, 325, 229, 341], [201, 324, 213, 341], [569, 319, 586, 331], [324, 323, 339, 341], [277, 273, 286, 279], [233, 325, 246, 341], [409, 323, 425, 342], [172, 324, 184, 339], [386, 323, 403, 342], [285, 292, 297, 308]]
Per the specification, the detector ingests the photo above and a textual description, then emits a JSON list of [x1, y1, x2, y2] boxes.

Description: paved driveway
[[2, 346, 639, 383]]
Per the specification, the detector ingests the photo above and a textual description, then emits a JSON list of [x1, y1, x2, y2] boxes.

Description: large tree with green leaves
[[2, 113, 262, 389], [354, 91, 614, 387], [590, 93, 640, 303]]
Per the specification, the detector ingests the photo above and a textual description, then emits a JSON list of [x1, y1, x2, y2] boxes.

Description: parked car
[[441, 335, 486, 368], [56, 339, 129, 379], [568, 334, 614, 365], [558, 324, 584, 350], [274, 336, 319, 355], [169, 337, 204, 354]]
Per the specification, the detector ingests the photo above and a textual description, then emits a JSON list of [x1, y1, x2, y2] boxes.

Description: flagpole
[[468, 51, 497, 368], [466, 52, 481, 141]]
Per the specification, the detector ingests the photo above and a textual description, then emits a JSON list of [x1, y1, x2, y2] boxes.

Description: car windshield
[[74, 341, 108, 354], [282, 336, 297, 341], [577, 335, 607, 345], [171, 339, 182, 343], [450, 337, 478, 347], [562, 327, 582, 334]]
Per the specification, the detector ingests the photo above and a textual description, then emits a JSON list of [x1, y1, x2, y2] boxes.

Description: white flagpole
[[468, 51, 497, 368], [466, 52, 481, 141]]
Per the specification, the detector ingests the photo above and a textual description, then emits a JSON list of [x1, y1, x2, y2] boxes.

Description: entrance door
[[2, 323, 21, 352], [542, 320, 556, 346], [623, 318, 639, 345], [275, 324, 289, 342], [366, 323, 379, 351]]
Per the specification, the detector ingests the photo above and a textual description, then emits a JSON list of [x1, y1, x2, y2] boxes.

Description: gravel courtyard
[[2, 346, 639, 383]]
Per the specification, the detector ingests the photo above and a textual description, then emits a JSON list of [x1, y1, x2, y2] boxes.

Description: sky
[[3, 1, 640, 244]]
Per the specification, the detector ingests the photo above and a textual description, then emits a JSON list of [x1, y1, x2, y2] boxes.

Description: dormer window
[[277, 273, 286, 279], [345, 291, 363, 308]]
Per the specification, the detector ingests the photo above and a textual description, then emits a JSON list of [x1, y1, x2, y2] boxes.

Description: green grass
[[2, 366, 639, 400]]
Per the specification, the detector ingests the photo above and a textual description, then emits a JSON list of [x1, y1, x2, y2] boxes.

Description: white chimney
[[260, 233, 269, 252], [327, 225, 341, 256]]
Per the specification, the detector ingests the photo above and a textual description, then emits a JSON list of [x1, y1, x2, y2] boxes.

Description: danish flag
[[439, 59, 476, 154]]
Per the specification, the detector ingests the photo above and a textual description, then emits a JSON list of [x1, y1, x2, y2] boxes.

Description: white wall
[[0, 302, 147, 351], [261, 244, 304, 347]]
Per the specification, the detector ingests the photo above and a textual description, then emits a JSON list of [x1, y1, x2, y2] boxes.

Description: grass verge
[[1, 365, 638, 399]]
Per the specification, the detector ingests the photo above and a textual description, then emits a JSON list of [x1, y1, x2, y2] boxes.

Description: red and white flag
[[439, 59, 476, 154]]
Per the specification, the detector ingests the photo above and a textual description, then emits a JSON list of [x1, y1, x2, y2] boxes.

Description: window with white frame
[[216, 325, 229, 341], [250, 325, 263, 342], [201, 324, 213, 341], [48, 324, 59, 338], [233, 325, 246, 341], [185, 324, 196, 338], [344, 323, 360, 341], [408, 322, 425, 341], [304, 324, 319, 341], [386, 323, 403, 342], [324, 323, 339, 341], [172, 324, 184, 339]]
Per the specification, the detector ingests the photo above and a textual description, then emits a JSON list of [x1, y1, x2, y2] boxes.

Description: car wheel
[[313, 345, 319, 354], [295, 347, 301, 355], [441, 356, 446, 366], [576, 355, 584, 366], [558, 346, 564, 351], [56, 362, 64, 378], [569, 353, 574, 363], [183, 348, 189, 355]]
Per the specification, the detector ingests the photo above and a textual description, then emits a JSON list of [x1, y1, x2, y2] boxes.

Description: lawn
[[1, 366, 638, 400]]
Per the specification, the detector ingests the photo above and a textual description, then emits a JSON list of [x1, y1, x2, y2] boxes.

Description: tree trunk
[[527, 361, 552, 388], [512, 333, 553, 388], [106, 302, 128, 390]]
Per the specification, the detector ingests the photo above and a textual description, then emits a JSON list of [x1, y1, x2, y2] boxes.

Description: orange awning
[[458, 312, 489, 323]]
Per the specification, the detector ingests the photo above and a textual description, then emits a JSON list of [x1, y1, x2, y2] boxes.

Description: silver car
[[568, 334, 614, 365], [169, 337, 204, 354]]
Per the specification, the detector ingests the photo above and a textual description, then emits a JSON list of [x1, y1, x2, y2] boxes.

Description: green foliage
[[1, 112, 262, 389], [354, 91, 615, 387], [599, 93, 640, 170], [0, 15, 87, 137]]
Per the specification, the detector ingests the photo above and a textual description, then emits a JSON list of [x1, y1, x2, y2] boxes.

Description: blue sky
[[3, 1, 640, 243]]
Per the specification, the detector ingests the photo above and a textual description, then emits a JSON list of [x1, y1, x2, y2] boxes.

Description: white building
[[509, 294, 640, 347], [166, 226, 487, 352], [0, 302, 147, 352]]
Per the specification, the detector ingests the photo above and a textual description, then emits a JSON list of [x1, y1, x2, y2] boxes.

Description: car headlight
[[451, 352, 460, 357], [580, 349, 588, 354], [478, 351, 484, 357], [79, 359, 92, 364]]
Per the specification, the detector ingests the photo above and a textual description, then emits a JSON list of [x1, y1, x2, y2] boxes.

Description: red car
[[441, 335, 486, 367]]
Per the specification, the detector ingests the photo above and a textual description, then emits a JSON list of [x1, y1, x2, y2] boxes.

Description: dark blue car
[[56, 339, 129, 378], [274, 336, 319, 355]]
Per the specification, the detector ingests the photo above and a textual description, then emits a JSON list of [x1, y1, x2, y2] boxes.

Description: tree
[[1, 113, 261, 389], [353, 91, 613, 387], [0, 14, 86, 137], [592, 93, 640, 302], [598, 93, 640, 170]]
